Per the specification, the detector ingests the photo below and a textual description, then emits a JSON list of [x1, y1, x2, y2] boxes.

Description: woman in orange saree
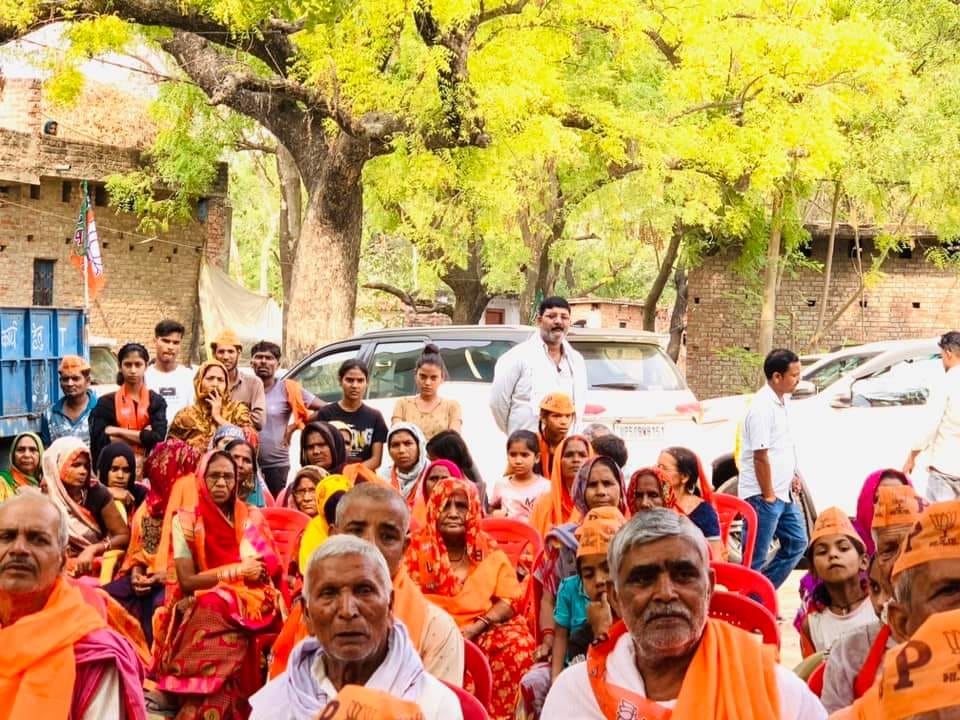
[[406, 476, 535, 720], [152, 450, 281, 720], [528, 434, 592, 537]]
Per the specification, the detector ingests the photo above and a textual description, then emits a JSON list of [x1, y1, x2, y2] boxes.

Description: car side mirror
[[791, 380, 816, 399]]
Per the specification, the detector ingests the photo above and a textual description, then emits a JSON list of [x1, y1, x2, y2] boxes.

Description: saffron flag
[[70, 180, 106, 299]]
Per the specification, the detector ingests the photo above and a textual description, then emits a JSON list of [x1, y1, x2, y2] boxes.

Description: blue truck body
[[0, 307, 87, 441]]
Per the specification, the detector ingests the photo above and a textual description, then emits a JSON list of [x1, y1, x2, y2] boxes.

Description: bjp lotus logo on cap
[[931, 512, 958, 547], [946, 628, 960, 657], [892, 498, 909, 516]]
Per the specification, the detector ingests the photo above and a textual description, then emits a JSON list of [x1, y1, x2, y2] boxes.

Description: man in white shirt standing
[[145, 319, 195, 425], [738, 348, 807, 589], [903, 331, 960, 501], [489, 296, 588, 435]]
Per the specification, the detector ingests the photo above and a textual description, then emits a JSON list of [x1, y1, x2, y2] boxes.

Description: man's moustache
[[642, 602, 691, 623], [0, 560, 37, 574]]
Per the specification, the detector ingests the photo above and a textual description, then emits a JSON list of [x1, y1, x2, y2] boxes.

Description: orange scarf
[[0, 578, 106, 720], [530, 435, 592, 537], [114, 383, 151, 433], [284, 379, 311, 430], [587, 620, 780, 720]]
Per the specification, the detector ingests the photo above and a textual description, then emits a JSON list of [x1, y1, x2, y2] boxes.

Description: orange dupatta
[[0, 578, 106, 720], [529, 435, 592, 538], [284, 379, 311, 430], [587, 620, 780, 720], [114, 383, 151, 432]]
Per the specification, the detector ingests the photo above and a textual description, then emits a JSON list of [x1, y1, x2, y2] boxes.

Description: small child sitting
[[551, 507, 625, 682], [800, 507, 877, 657], [489, 430, 551, 521]]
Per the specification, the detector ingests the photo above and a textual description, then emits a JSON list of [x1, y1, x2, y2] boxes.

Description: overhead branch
[[0, 0, 298, 75], [473, 0, 531, 26], [362, 282, 455, 318]]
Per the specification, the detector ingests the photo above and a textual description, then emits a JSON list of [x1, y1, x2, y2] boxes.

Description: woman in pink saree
[[152, 450, 281, 719]]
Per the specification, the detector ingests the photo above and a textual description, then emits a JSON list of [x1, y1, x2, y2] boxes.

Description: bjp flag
[[69, 180, 106, 300]]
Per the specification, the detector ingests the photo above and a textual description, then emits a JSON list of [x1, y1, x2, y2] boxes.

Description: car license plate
[[613, 423, 665, 441]]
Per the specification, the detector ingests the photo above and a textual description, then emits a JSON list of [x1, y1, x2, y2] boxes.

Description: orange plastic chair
[[710, 561, 778, 617], [479, 517, 543, 569], [708, 590, 780, 648], [463, 639, 493, 713], [442, 680, 490, 720], [807, 661, 826, 697], [713, 494, 758, 568]]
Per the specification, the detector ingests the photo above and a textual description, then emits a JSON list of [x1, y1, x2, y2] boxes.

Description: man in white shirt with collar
[[738, 348, 807, 589], [903, 331, 960, 501], [489, 296, 588, 435]]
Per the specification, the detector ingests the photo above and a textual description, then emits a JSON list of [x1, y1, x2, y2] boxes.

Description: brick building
[[685, 226, 960, 398], [567, 297, 671, 333], [0, 79, 230, 359]]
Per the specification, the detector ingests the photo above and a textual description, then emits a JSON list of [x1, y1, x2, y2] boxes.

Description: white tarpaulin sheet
[[198, 262, 282, 357]]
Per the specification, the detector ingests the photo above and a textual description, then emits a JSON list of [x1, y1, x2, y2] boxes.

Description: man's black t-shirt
[[316, 402, 388, 462]]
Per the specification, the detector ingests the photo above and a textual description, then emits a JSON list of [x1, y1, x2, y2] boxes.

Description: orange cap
[[892, 499, 960, 580], [540, 392, 575, 415], [847, 608, 960, 719], [807, 506, 865, 556], [576, 506, 626, 557], [210, 328, 242, 351], [58, 355, 91, 374], [872, 485, 925, 530]]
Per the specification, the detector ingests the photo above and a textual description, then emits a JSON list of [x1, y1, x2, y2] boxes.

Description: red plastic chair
[[807, 661, 826, 697], [713, 493, 758, 568], [708, 590, 780, 648], [442, 680, 490, 720], [710, 561, 778, 617], [274, 486, 289, 507], [261, 483, 276, 508], [479, 517, 543, 569], [463, 639, 493, 714]]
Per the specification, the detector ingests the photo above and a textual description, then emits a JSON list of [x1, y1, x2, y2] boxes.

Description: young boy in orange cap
[[538, 392, 575, 476], [800, 507, 877, 657]]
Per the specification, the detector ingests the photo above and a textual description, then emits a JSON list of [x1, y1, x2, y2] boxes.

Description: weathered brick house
[[0, 78, 230, 358], [686, 224, 960, 398]]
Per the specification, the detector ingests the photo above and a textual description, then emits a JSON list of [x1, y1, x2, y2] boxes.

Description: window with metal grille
[[33, 259, 55, 306]]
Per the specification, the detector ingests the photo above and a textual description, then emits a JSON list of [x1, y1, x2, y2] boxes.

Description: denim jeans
[[745, 496, 808, 590]]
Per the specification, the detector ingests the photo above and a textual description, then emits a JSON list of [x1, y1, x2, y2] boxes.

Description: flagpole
[[82, 180, 90, 311]]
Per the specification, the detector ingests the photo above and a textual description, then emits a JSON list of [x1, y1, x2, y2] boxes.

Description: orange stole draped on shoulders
[[269, 566, 432, 679], [423, 550, 520, 628], [0, 578, 106, 720], [587, 620, 780, 720], [529, 436, 591, 538]]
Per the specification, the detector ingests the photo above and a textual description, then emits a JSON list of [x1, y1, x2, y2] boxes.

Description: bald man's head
[[333, 484, 409, 578]]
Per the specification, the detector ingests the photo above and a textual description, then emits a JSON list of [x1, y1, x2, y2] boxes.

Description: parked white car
[[282, 325, 725, 484], [710, 338, 944, 515]]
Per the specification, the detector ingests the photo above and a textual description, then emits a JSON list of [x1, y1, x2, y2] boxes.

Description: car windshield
[[571, 341, 685, 391], [803, 352, 880, 393]]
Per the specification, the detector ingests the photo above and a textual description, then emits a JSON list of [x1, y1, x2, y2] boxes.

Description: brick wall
[[0, 79, 41, 135], [0, 176, 230, 355], [686, 236, 960, 398], [569, 299, 672, 333]]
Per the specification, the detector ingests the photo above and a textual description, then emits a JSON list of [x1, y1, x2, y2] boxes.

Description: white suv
[[283, 325, 712, 483]]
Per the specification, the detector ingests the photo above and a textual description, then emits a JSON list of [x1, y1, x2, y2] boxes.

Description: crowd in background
[[1, 302, 959, 720]]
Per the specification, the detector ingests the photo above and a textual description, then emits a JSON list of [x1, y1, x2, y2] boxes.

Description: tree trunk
[[806, 181, 841, 353], [284, 142, 365, 363], [757, 190, 785, 362], [276, 143, 303, 354], [667, 263, 687, 362], [442, 236, 492, 324], [642, 223, 683, 331]]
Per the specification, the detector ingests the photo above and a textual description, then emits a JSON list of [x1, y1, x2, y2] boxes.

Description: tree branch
[[362, 283, 455, 318], [473, 0, 531, 25], [643, 29, 681, 67]]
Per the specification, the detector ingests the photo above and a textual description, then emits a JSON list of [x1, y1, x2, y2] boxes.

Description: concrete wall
[[685, 235, 960, 398]]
